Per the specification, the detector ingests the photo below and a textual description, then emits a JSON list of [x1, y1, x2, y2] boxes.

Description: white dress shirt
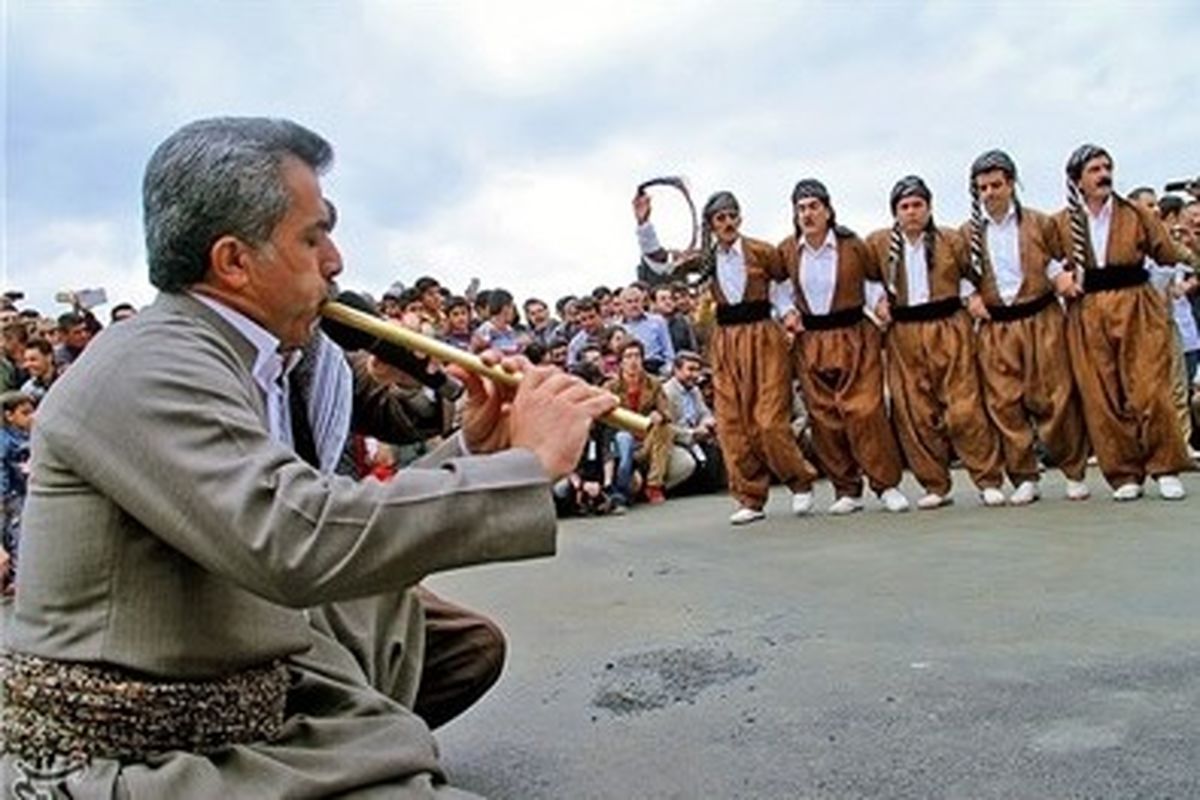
[[902, 236, 932, 305], [798, 231, 838, 315], [715, 238, 748, 303], [1086, 197, 1114, 268], [985, 206, 1024, 304], [192, 293, 300, 446]]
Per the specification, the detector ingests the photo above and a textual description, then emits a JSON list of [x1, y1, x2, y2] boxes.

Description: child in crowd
[[1, 391, 35, 592], [552, 363, 621, 517]]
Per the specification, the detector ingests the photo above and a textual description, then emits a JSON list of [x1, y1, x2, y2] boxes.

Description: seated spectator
[[1, 322, 30, 391], [618, 284, 674, 375], [1, 390, 34, 592], [555, 295, 579, 341], [545, 336, 569, 371], [600, 326, 629, 378], [662, 351, 725, 495], [396, 288, 436, 336], [603, 339, 674, 507], [20, 338, 57, 404], [379, 282, 405, 319], [578, 342, 604, 369], [593, 285, 620, 325], [441, 295, 474, 351], [552, 362, 621, 517], [653, 283, 700, 356], [566, 297, 606, 366], [414, 275, 446, 332], [110, 302, 138, 323], [524, 296, 561, 347], [53, 311, 96, 370], [471, 289, 528, 355], [523, 340, 548, 365]]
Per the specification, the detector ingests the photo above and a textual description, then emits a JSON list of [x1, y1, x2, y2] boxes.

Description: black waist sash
[[802, 306, 865, 331], [1082, 265, 1149, 293], [716, 300, 772, 326], [986, 291, 1057, 323], [890, 296, 962, 324]]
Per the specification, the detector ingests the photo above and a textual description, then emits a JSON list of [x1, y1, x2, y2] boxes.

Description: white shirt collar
[[801, 229, 837, 256], [717, 236, 744, 257], [986, 203, 1018, 227], [1087, 196, 1114, 221], [191, 292, 301, 390]]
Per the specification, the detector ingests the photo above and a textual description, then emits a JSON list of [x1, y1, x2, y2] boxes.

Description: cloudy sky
[[4, 0, 1198, 316]]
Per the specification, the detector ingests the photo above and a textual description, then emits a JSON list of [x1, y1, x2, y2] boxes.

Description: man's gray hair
[[143, 117, 333, 292]]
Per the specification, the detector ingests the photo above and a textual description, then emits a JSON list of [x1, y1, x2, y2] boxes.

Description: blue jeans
[[613, 431, 637, 505]]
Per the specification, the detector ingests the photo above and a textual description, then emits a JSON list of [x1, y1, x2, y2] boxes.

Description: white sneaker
[[792, 491, 814, 516], [917, 492, 949, 510], [980, 487, 1007, 507], [828, 496, 863, 516], [1157, 475, 1187, 501], [880, 487, 910, 513], [730, 507, 766, 525], [1065, 479, 1090, 501], [1112, 482, 1143, 502], [1009, 481, 1040, 506]]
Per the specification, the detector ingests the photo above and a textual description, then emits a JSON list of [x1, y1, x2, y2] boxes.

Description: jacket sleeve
[[39, 323, 556, 609]]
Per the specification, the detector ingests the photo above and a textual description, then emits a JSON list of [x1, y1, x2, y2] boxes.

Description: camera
[[55, 288, 108, 310]]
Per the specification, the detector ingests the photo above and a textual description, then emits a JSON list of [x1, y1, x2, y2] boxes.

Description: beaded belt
[[0, 652, 290, 763]]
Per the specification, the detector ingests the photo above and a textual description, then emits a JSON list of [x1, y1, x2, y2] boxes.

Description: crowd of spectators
[[5, 184, 1200, 581]]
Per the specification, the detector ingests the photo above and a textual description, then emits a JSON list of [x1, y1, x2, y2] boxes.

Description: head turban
[[791, 179, 831, 206], [702, 191, 740, 222], [889, 175, 932, 214], [970, 150, 1018, 181], [1066, 144, 1111, 183]]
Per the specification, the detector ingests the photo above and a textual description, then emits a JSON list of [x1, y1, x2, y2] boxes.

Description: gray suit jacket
[[7, 292, 555, 679]]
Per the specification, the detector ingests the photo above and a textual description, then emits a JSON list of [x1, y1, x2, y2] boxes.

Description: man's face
[[1078, 155, 1114, 204], [652, 289, 675, 316], [526, 302, 548, 327], [597, 295, 615, 319], [674, 358, 701, 388], [974, 170, 1015, 219], [548, 344, 568, 367], [620, 289, 644, 320], [895, 196, 931, 236], [64, 324, 90, 351], [794, 197, 831, 239], [241, 156, 343, 348], [1183, 204, 1200, 238], [4, 402, 34, 433], [708, 209, 741, 247], [620, 346, 644, 379], [422, 286, 443, 312], [23, 347, 52, 380], [578, 307, 602, 334], [563, 300, 579, 325], [672, 289, 693, 313], [447, 305, 470, 332], [1131, 191, 1159, 217], [3, 333, 23, 360], [380, 298, 402, 318]]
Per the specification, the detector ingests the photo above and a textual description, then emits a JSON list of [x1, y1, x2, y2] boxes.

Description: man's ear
[[208, 235, 253, 290]]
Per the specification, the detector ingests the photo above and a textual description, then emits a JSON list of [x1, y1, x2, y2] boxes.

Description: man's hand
[[648, 410, 664, 427], [966, 293, 991, 321], [874, 297, 892, 326], [633, 193, 651, 225], [1054, 270, 1083, 299], [452, 353, 618, 478]]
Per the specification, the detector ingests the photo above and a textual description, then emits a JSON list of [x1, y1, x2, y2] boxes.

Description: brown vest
[[709, 235, 789, 306], [961, 208, 1062, 306], [864, 226, 971, 307], [778, 231, 879, 314]]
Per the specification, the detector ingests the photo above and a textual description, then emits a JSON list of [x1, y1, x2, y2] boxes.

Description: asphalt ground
[[432, 469, 1200, 799]]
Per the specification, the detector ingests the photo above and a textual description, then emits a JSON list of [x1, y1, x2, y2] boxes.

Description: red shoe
[[645, 485, 666, 505]]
